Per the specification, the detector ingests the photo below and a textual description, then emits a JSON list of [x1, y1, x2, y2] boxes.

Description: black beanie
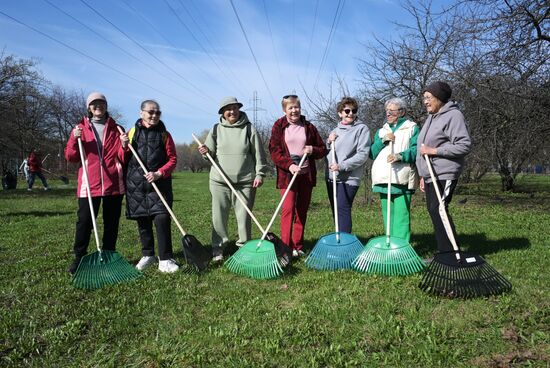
[[424, 81, 452, 103]]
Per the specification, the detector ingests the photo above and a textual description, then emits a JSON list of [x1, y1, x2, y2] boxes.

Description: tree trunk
[[499, 166, 515, 191]]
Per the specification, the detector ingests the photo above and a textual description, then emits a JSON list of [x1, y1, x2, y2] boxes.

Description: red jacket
[[65, 116, 126, 198], [27, 152, 42, 173], [269, 115, 328, 189]]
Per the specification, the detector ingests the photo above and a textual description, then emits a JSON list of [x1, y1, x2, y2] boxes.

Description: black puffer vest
[[125, 120, 172, 219]]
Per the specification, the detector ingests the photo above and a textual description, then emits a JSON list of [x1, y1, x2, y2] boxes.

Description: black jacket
[[125, 120, 172, 219]]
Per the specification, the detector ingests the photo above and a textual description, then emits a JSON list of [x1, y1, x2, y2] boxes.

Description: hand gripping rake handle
[[77, 138, 102, 254], [331, 141, 340, 242], [385, 141, 393, 246], [259, 153, 308, 245], [423, 153, 461, 261], [192, 134, 267, 234], [118, 126, 188, 237]]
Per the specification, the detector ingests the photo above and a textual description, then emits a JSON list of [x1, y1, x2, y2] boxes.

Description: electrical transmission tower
[[244, 90, 266, 125]]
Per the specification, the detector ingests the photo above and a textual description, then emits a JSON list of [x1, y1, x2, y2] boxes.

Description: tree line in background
[[0, 52, 85, 175], [1, 0, 548, 191], [309, 0, 549, 191]]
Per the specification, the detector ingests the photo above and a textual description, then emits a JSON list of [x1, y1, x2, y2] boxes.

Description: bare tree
[[176, 129, 209, 172], [350, 0, 549, 190]]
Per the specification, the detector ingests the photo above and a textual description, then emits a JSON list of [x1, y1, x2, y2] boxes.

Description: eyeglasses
[[423, 95, 434, 102], [283, 94, 298, 99], [343, 108, 358, 115], [142, 110, 161, 116], [386, 109, 403, 115]]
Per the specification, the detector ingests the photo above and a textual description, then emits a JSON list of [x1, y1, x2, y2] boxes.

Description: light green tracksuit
[[203, 112, 268, 254]]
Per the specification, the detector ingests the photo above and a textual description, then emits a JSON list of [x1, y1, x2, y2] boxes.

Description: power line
[[79, 0, 215, 103], [262, 0, 283, 88], [0, 9, 208, 113], [229, 0, 277, 106], [175, 0, 246, 95], [304, 0, 320, 83], [162, 0, 246, 97], [120, 0, 218, 85], [42, 0, 190, 94], [314, 0, 346, 89]]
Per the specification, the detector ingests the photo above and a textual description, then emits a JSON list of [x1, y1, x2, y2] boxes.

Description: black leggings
[[136, 213, 173, 260], [425, 179, 459, 253], [73, 195, 123, 257]]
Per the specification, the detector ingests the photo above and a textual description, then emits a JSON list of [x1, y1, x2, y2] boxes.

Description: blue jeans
[[28, 171, 48, 189], [326, 181, 359, 233]]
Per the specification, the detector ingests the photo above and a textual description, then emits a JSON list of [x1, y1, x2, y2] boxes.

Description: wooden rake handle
[[118, 126, 187, 237], [192, 134, 266, 234], [77, 137, 102, 253], [331, 141, 340, 242], [423, 153, 461, 258], [261, 153, 308, 242], [386, 141, 393, 243]]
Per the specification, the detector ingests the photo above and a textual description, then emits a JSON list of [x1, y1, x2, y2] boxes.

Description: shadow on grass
[[4, 210, 72, 217], [411, 232, 530, 256], [0, 188, 75, 197]]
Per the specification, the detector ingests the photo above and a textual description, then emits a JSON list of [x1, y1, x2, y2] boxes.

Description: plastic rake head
[[225, 240, 283, 280], [352, 235, 425, 276], [305, 232, 364, 270], [72, 250, 142, 290], [419, 252, 512, 298]]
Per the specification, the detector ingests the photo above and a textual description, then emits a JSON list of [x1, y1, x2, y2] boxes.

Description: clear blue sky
[[0, 0, 448, 144]]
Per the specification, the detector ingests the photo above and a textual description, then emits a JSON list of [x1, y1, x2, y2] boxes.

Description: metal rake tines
[[419, 260, 512, 298]]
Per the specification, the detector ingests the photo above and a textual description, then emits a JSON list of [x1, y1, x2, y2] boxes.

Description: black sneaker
[[68, 257, 81, 275]]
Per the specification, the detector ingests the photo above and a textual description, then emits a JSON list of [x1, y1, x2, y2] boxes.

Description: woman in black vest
[[125, 100, 179, 273]]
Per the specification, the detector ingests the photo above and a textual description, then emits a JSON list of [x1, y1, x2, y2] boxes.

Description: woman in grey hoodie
[[326, 97, 371, 233], [416, 81, 472, 253]]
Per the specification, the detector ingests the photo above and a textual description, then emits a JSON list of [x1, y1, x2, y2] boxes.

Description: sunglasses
[[142, 110, 161, 116], [283, 94, 298, 99], [343, 108, 358, 115]]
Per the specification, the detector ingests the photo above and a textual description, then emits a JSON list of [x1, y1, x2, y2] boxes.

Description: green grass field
[[1, 172, 549, 367]]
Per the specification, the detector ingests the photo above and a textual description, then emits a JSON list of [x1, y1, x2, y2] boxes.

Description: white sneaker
[[292, 250, 305, 258], [212, 254, 223, 262], [158, 259, 179, 273], [136, 256, 157, 271]]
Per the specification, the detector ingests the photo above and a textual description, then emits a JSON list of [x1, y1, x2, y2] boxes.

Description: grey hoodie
[[416, 101, 472, 182], [325, 120, 371, 186]]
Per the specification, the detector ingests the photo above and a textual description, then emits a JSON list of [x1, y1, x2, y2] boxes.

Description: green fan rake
[[72, 137, 142, 289], [225, 153, 308, 279], [418, 154, 511, 298], [192, 134, 292, 268], [305, 141, 363, 270], [353, 142, 424, 276]]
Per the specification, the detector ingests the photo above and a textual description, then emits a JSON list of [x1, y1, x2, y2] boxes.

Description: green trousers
[[210, 180, 255, 254], [380, 193, 412, 242]]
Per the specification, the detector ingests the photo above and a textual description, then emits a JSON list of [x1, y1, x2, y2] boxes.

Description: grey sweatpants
[[210, 180, 256, 255]]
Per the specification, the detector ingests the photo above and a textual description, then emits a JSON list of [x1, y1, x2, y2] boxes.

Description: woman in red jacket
[[269, 95, 328, 257], [64, 92, 128, 274], [26, 149, 49, 191]]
